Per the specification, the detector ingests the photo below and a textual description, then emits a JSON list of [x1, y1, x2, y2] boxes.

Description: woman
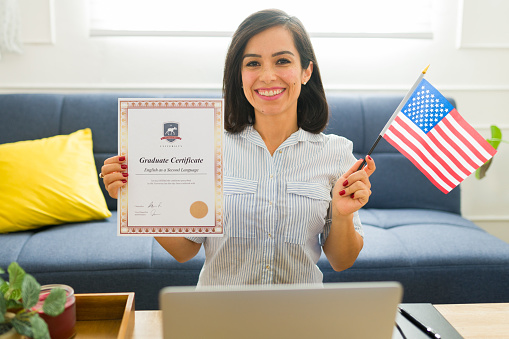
[[101, 9, 375, 286]]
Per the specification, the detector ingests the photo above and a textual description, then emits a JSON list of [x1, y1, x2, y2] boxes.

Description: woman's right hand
[[100, 155, 128, 199]]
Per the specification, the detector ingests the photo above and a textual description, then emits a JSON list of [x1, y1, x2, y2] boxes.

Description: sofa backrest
[[0, 93, 461, 215]]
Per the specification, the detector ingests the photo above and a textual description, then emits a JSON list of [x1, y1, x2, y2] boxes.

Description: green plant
[[476, 125, 508, 179], [0, 262, 66, 339]]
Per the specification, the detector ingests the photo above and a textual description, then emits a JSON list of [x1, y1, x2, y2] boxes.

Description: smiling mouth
[[256, 89, 285, 97]]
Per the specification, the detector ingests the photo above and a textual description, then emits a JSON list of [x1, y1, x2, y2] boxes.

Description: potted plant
[[476, 125, 508, 179], [0, 263, 66, 339]]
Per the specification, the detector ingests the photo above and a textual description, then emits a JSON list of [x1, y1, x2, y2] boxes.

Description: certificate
[[117, 99, 223, 237]]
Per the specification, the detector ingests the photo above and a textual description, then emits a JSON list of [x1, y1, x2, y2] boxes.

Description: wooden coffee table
[[129, 303, 509, 339], [434, 303, 509, 339]]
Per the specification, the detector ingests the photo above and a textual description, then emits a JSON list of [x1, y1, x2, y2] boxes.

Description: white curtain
[[0, 0, 23, 59]]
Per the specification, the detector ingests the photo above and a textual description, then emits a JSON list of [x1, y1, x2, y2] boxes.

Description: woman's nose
[[259, 65, 277, 83]]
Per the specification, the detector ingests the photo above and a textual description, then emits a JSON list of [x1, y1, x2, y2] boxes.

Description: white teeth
[[258, 89, 284, 97]]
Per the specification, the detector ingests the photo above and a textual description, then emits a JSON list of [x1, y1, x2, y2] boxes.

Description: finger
[[363, 155, 376, 177], [351, 189, 371, 205], [101, 162, 127, 177], [103, 171, 129, 188], [341, 158, 365, 180], [339, 186, 371, 206], [104, 155, 127, 165], [101, 155, 127, 178], [341, 168, 371, 191], [341, 180, 371, 196], [106, 179, 126, 199]]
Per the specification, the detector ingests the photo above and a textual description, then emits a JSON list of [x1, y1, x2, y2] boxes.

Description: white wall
[[1, 0, 508, 242]]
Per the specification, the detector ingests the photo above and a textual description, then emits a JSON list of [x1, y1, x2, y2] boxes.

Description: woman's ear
[[303, 61, 313, 84]]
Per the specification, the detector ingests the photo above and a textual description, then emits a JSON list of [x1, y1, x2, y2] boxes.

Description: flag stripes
[[383, 110, 496, 194]]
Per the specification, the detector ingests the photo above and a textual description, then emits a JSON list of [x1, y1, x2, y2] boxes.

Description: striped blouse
[[187, 126, 363, 287]]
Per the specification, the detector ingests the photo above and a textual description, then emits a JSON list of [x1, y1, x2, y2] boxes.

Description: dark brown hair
[[223, 9, 329, 133]]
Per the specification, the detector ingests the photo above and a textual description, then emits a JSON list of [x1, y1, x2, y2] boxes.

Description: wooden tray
[[74, 292, 135, 339]]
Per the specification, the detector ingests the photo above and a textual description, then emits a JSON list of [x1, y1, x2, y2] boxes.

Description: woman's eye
[[245, 61, 259, 67], [277, 58, 291, 65]]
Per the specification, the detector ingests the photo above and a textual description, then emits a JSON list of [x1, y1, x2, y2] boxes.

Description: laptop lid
[[159, 281, 403, 339]]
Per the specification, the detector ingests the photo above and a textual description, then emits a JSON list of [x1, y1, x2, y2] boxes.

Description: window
[[90, 0, 432, 39]]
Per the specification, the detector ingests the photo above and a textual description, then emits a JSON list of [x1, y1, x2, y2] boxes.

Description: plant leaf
[[30, 313, 50, 339], [0, 282, 8, 295], [11, 316, 33, 338], [488, 125, 502, 150], [42, 288, 66, 317], [475, 158, 493, 179], [6, 263, 25, 301], [0, 291, 6, 323], [21, 274, 41, 310], [476, 125, 502, 179], [0, 268, 6, 296], [7, 263, 25, 290]]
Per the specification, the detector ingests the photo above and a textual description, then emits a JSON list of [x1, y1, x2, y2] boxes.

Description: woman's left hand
[[332, 156, 376, 217]]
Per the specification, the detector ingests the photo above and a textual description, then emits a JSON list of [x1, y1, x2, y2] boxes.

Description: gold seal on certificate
[[117, 99, 223, 237]]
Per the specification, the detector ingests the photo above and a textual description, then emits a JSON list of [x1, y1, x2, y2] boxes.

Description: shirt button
[[268, 233, 272, 238], [270, 174, 273, 179], [269, 201, 273, 206], [266, 265, 270, 270], [279, 150, 282, 154]]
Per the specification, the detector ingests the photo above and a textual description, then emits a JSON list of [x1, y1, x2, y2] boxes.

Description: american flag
[[382, 79, 497, 194]]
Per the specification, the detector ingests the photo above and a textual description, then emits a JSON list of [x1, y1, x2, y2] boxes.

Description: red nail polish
[[121, 164, 128, 169], [343, 180, 348, 187], [351, 193, 355, 198], [119, 156, 126, 161], [339, 190, 346, 196], [122, 180, 127, 183], [122, 173, 129, 177], [367, 155, 372, 160]]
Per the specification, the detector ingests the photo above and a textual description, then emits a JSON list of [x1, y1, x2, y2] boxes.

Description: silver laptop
[[159, 281, 403, 339]]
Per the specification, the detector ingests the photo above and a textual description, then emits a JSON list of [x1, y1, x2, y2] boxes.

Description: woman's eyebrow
[[242, 50, 295, 59], [243, 53, 261, 59], [272, 50, 294, 57]]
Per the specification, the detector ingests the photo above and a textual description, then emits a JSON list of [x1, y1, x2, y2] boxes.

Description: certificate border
[[118, 98, 223, 236]]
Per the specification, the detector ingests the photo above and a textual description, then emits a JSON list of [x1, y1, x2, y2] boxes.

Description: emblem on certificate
[[118, 99, 223, 236]]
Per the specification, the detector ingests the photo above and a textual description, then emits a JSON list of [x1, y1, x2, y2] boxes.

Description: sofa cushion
[[0, 128, 111, 233], [320, 208, 509, 303]]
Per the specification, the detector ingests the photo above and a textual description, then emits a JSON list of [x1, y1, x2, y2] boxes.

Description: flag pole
[[356, 64, 430, 171]]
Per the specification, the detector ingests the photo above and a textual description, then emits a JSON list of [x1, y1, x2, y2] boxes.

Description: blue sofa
[[1, 93, 509, 310]]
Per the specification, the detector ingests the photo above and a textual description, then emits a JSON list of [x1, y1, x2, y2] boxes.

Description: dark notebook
[[394, 303, 463, 339]]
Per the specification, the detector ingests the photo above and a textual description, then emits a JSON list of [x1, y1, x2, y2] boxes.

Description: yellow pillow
[[0, 128, 111, 233]]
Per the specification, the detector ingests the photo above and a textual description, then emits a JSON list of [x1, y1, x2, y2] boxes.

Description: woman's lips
[[255, 88, 286, 100]]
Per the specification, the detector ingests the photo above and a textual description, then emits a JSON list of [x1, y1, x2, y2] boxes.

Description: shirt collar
[[240, 126, 324, 149]]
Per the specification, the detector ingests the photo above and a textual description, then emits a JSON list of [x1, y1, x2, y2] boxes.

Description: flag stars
[[406, 81, 455, 133]]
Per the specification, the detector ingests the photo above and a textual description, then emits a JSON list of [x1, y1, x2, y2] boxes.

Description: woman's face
[[241, 25, 313, 122]]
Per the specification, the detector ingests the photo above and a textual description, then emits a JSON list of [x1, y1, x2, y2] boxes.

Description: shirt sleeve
[[185, 236, 206, 244]]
